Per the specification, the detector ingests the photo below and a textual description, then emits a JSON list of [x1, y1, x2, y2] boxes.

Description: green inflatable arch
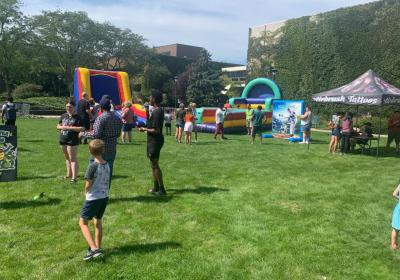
[[241, 78, 282, 99], [229, 78, 282, 111]]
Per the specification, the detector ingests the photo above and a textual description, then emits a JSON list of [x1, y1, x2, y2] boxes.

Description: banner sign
[[272, 100, 304, 136], [0, 125, 17, 182]]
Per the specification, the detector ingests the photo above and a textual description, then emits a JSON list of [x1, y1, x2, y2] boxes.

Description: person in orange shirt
[[386, 111, 400, 154], [184, 108, 195, 144]]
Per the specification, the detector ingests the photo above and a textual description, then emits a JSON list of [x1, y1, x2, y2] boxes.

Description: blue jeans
[[89, 155, 115, 188]]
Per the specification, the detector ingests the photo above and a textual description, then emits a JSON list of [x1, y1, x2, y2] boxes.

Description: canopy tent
[[311, 69, 400, 157]]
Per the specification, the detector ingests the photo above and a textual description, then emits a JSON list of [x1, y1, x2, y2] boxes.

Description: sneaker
[[83, 248, 102, 261], [299, 141, 306, 144], [148, 188, 159, 193], [152, 190, 167, 196]]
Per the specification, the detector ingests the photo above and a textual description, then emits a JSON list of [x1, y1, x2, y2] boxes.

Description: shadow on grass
[[350, 148, 399, 158], [168, 186, 229, 195], [21, 139, 44, 143], [0, 198, 62, 210], [118, 142, 143, 146], [18, 147, 33, 152], [18, 174, 56, 181], [112, 174, 131, 179], [109, 241, 181, 256], [110, 195, 172, 204], [193, 141, 218, 145], [309, 139, 329, 145]]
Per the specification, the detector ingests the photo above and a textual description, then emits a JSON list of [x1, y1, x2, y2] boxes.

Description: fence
[[0, 103, 30, 116]]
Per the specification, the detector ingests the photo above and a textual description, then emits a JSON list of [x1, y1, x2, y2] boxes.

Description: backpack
[[5, 103, 17, 121]]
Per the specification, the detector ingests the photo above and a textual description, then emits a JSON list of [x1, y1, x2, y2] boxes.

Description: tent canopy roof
[[312, 70, 400, 105]]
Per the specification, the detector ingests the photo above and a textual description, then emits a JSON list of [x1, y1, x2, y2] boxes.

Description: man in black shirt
[[77, 92, 92, 143], [139, 90, 166, 196]]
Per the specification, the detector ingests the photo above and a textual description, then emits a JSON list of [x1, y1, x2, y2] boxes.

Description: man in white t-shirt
[[214, 104, 227, 140]]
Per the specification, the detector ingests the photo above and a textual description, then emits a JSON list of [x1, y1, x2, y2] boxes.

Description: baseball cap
[[100, 99, 111, 110]]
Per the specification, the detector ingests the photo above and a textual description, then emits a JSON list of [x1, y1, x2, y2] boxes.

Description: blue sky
[[22, 0, 376, 64]]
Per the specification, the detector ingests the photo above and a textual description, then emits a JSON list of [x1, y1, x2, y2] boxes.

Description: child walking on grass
[[391, 183, 400, 250], [79, 139, 110, 260]]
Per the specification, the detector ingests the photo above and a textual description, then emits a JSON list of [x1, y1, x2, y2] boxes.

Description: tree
[[31, 11, 99, 94], [94, 23, 148, 74], [186, 49, 224, 107], [0, 0, 29, 95]]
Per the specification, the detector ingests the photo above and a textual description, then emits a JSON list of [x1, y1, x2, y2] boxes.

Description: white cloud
[[21, 0, 376, 64]]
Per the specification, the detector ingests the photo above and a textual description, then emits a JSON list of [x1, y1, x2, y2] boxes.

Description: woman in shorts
[[175, 103, 186, 143], [328, 112, 343, 154], [57, 101, 85, 183], [121, 101, 135, 143], [184, 108, 195, 144]]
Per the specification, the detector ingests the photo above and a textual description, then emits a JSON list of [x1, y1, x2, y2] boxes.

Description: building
[[154, 43, 204, 60], [248, 20, 286, 40], [222, 66, 247, 82]]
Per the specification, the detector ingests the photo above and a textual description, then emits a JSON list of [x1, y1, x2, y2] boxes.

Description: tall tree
[[186, 49, 224, 107], [0, 0, 29, 95], [95, 22, 148, 74], [31, 11, 99, 94]]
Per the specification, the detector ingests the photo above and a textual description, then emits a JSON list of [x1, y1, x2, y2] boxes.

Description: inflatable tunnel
[[73, 68, 132, 107], [229, 78, 282, 111], [73, 67, 146, 126]]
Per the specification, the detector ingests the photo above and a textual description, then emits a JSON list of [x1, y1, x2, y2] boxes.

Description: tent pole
[[377, 104, 382, 158], [356, 105, 359, 127]]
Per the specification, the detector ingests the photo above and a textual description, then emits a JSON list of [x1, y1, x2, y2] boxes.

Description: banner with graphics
[[0, 125, 17, 182], [272, 100, 304, 136]]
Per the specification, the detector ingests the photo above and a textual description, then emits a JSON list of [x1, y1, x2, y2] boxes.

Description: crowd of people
[[2, 93, 400, 258], [327, 111, 400, 155]]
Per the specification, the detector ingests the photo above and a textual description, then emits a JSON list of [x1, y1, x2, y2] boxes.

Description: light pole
[[266, 66, 278, 80], [271, 68, 278, 80], [57, 75, 62, 96], [174, 76, 178, 109]]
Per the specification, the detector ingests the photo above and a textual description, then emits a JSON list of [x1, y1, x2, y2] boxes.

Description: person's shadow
[[108, 241, 181, 256], [0, 198, 62, 210], [168, 186, 229, 195], [110, 195, 172, 204]]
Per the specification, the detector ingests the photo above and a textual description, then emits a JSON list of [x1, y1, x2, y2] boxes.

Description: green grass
[[1, 118, 400, 280]]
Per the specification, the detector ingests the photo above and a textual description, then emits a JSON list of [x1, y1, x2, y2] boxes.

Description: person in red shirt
[[386, 111, 400, 154]]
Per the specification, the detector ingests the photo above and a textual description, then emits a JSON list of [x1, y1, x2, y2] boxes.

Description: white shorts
[[184, 122, 193, 132]]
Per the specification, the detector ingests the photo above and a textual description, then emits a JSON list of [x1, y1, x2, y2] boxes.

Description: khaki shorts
[[246, 120, 253, 128]]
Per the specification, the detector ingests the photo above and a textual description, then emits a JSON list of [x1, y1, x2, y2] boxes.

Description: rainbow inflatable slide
[[73, 68, 146, 126]]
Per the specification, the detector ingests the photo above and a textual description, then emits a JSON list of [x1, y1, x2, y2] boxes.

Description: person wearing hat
[[81, 96, 122, 185]]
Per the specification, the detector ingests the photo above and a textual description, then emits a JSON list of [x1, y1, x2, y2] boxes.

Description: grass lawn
[[1, 118, 400, 280]]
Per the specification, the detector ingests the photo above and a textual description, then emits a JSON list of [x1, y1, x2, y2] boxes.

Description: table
[[351, 135, 379, 153]]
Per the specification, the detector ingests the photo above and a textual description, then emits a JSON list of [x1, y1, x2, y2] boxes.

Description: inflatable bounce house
[[195, 78, 282, 133], [73, 68, 146, 126]]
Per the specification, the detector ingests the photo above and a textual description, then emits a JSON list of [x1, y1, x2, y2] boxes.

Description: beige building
[[249, 20, 286, 39]]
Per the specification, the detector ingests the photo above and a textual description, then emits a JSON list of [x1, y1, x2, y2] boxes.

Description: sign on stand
[[0, 125, 17, 182]]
